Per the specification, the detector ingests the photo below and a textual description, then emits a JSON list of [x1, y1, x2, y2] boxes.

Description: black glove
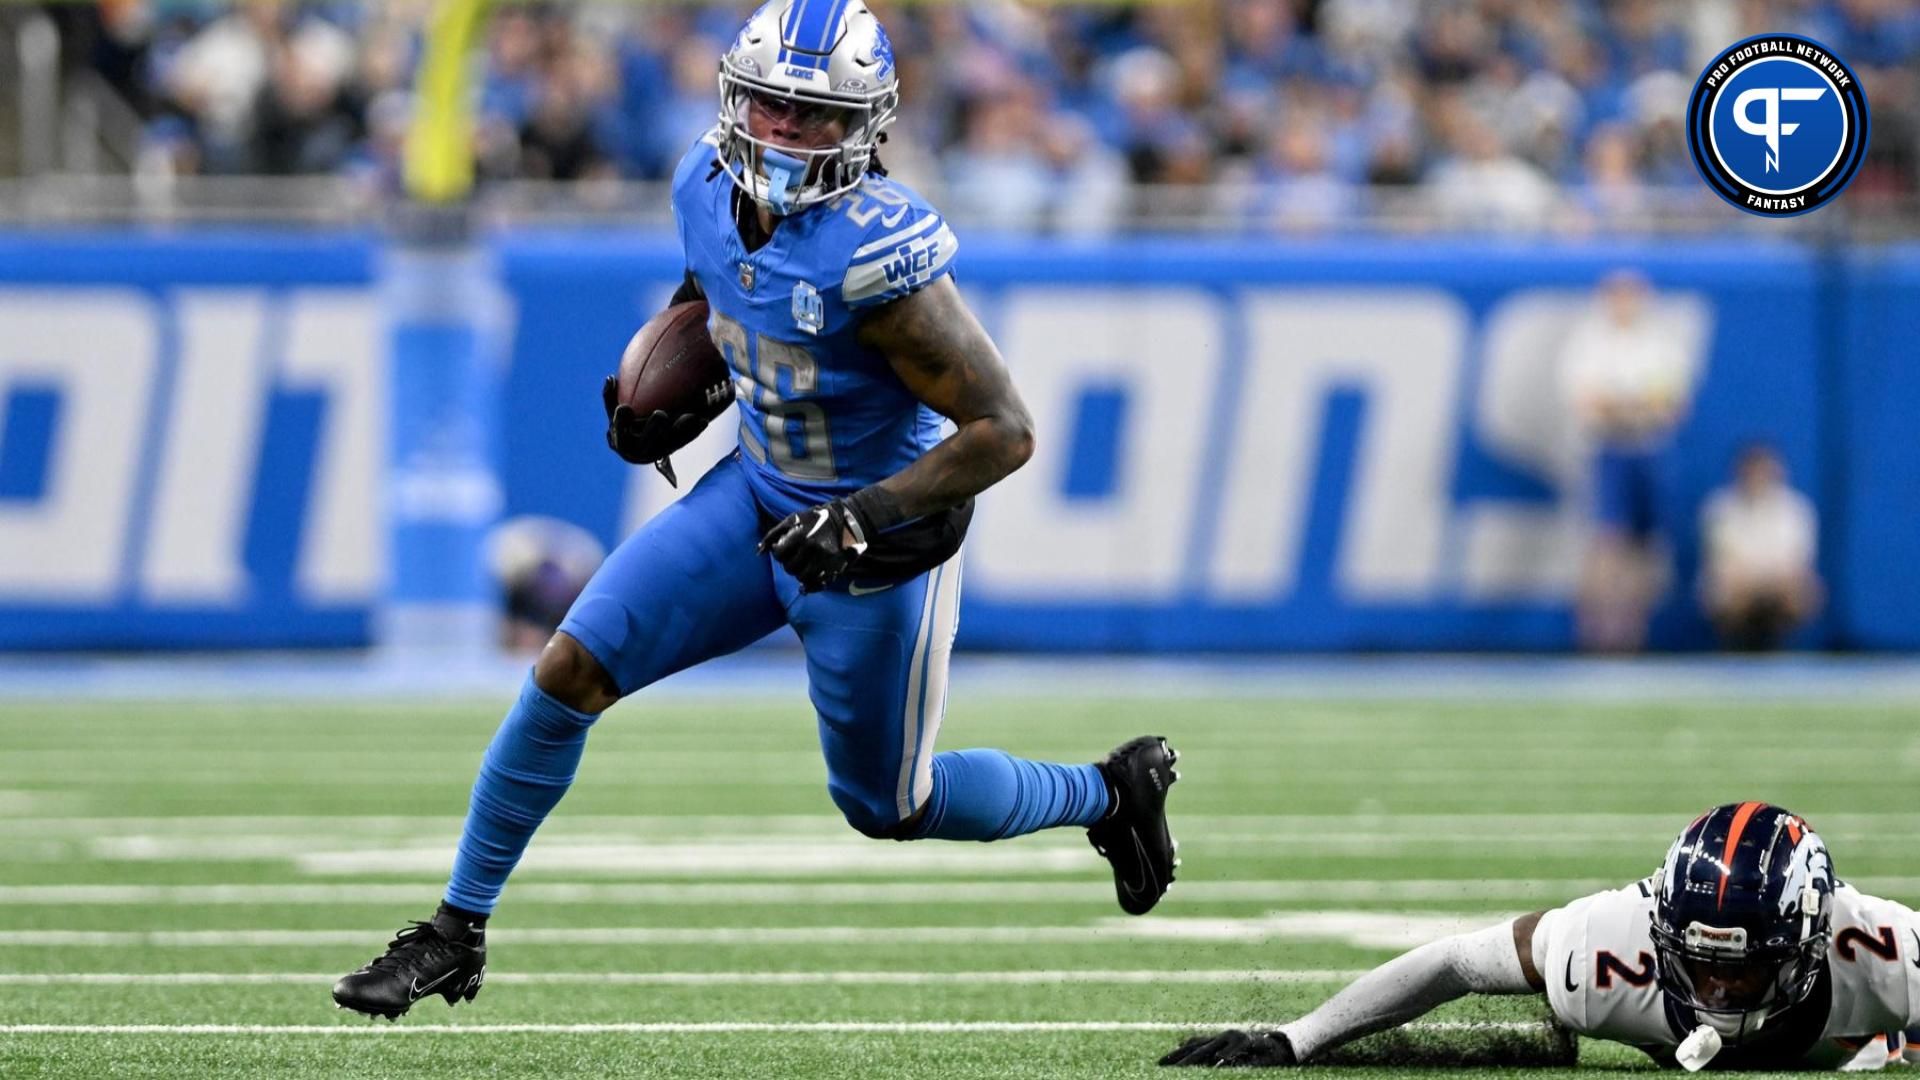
[[602, 376, 709, 488], [759, 497, 873, 592], [1159, 1029, 1296, 1068]]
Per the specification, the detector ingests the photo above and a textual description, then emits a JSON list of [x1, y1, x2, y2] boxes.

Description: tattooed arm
[[758, 276, 1030, 590], [854, 275, 1035, 520]]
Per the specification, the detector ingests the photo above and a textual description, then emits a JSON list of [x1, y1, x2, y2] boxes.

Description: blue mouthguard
[[761, 148, 806, 215]]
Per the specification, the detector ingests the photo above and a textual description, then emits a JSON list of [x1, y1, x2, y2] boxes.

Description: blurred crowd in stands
[[44, 0, 1920, 230]]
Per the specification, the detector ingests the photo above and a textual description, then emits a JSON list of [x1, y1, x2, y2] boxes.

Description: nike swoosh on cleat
[[1564, 953, 1580, 993], [1120, 830, 1157, 900], [409, 969, 457, 1001]]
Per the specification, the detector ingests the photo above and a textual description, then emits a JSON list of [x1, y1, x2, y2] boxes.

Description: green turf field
[[0, 692, 1915, 1077]]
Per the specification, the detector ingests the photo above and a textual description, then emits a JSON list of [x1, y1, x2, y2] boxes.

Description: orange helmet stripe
[[1718, 801, 1766, 908]]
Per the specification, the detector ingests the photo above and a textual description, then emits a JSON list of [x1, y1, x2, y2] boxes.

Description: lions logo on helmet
[[1649, 802, 1836, 1045], [716, 0, 900, 215]]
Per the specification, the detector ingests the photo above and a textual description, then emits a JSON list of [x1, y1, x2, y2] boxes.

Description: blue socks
[[441, 679, 1108, 909], [444, 674, 599, 915], [912, 749, 1112, 841]]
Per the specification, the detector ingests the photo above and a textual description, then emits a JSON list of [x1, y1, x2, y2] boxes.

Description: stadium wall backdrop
[[0, 230, 1913, 652]]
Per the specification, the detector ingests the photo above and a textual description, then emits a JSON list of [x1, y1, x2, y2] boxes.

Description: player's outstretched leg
[[913, 738, 1180, 914], [333, 455, 786, 1018], [333, 666, 600, 1019], [911, 747, 1115, 840], [787, 558, 1182, 914]]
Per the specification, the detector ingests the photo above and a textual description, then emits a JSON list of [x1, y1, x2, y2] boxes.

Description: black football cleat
[[331, 913, 486, 1021], [1088, 735, 1180, 916]]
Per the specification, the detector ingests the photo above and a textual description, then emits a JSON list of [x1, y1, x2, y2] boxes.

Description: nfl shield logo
[[737, 262, 755, 290], [792, 281, 823, 336]]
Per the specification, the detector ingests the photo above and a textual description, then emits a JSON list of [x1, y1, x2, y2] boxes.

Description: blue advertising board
[[0, 231, 379, 648], [0, 228, 1906, 651], [1834, 244, 1920, 650]]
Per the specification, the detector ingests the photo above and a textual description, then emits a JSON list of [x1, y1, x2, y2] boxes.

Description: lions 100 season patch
[[1687, 33, 1870, 217]]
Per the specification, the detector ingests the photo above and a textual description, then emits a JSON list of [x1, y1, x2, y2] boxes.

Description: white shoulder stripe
[[852, 213, 939, 260], [842, 223, 958, 304]]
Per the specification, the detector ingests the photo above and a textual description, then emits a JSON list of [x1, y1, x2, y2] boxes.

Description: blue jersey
[[671, 132, 960, 519]]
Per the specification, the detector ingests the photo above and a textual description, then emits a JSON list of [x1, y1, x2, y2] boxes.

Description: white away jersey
[[1535, 878, 1920, 1069]]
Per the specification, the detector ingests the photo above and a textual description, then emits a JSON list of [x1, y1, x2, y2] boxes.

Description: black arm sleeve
[[669, 270, 705, 307]]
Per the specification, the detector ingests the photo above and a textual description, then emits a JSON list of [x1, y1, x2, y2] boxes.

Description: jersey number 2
[[710, 311, 837, 482], [1836, 926, 1899, 963], [1595, 950, 1655, 989]]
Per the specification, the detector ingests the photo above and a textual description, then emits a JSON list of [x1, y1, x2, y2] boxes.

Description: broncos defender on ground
[[1164, 803, 1920, 1071], [332, 0, 1180, 1020]]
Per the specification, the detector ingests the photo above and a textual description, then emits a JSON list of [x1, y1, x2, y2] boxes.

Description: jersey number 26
[[710, 311, 837, 482]]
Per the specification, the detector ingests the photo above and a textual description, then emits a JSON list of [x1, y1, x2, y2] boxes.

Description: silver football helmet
[[716, 0, 899, 215]]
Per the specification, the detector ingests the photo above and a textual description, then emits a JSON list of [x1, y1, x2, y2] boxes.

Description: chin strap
[[760, 148, 806, 215]]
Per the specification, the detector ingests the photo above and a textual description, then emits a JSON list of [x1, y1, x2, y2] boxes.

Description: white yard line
[[0, 913, 1496, 950], [61, 838, 1095, 877], [290, 842, 1092, 877], [0, 815, 841, 834], [0, 879, 1634, 906], [7, 812, 1917, 834], [0, 1020, 1551, 1036], [49, 877, 1920, 907], [0, 969, 1365, 987], [17, 832, 1902, 874]]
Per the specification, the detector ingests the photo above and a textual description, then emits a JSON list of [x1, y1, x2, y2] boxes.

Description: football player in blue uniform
[[332, 0, 1181, 1020]]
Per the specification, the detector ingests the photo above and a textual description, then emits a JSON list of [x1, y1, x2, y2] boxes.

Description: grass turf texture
[[0, 694, 1914, 1078]]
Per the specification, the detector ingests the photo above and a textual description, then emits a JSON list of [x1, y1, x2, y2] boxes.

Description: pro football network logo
[[1687, 34, 1869, 217]]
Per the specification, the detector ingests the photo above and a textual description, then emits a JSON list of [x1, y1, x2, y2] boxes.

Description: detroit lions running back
[[1162, 803, 1920, 1071], [332, 0, 1180, 1021]]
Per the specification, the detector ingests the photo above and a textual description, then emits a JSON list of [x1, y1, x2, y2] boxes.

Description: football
[[614, 300, 734, 431]]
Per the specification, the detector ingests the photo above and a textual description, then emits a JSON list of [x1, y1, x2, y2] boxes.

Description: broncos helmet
[[716, 0, 899, 215], [1650, 802, 1835, 1043]]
